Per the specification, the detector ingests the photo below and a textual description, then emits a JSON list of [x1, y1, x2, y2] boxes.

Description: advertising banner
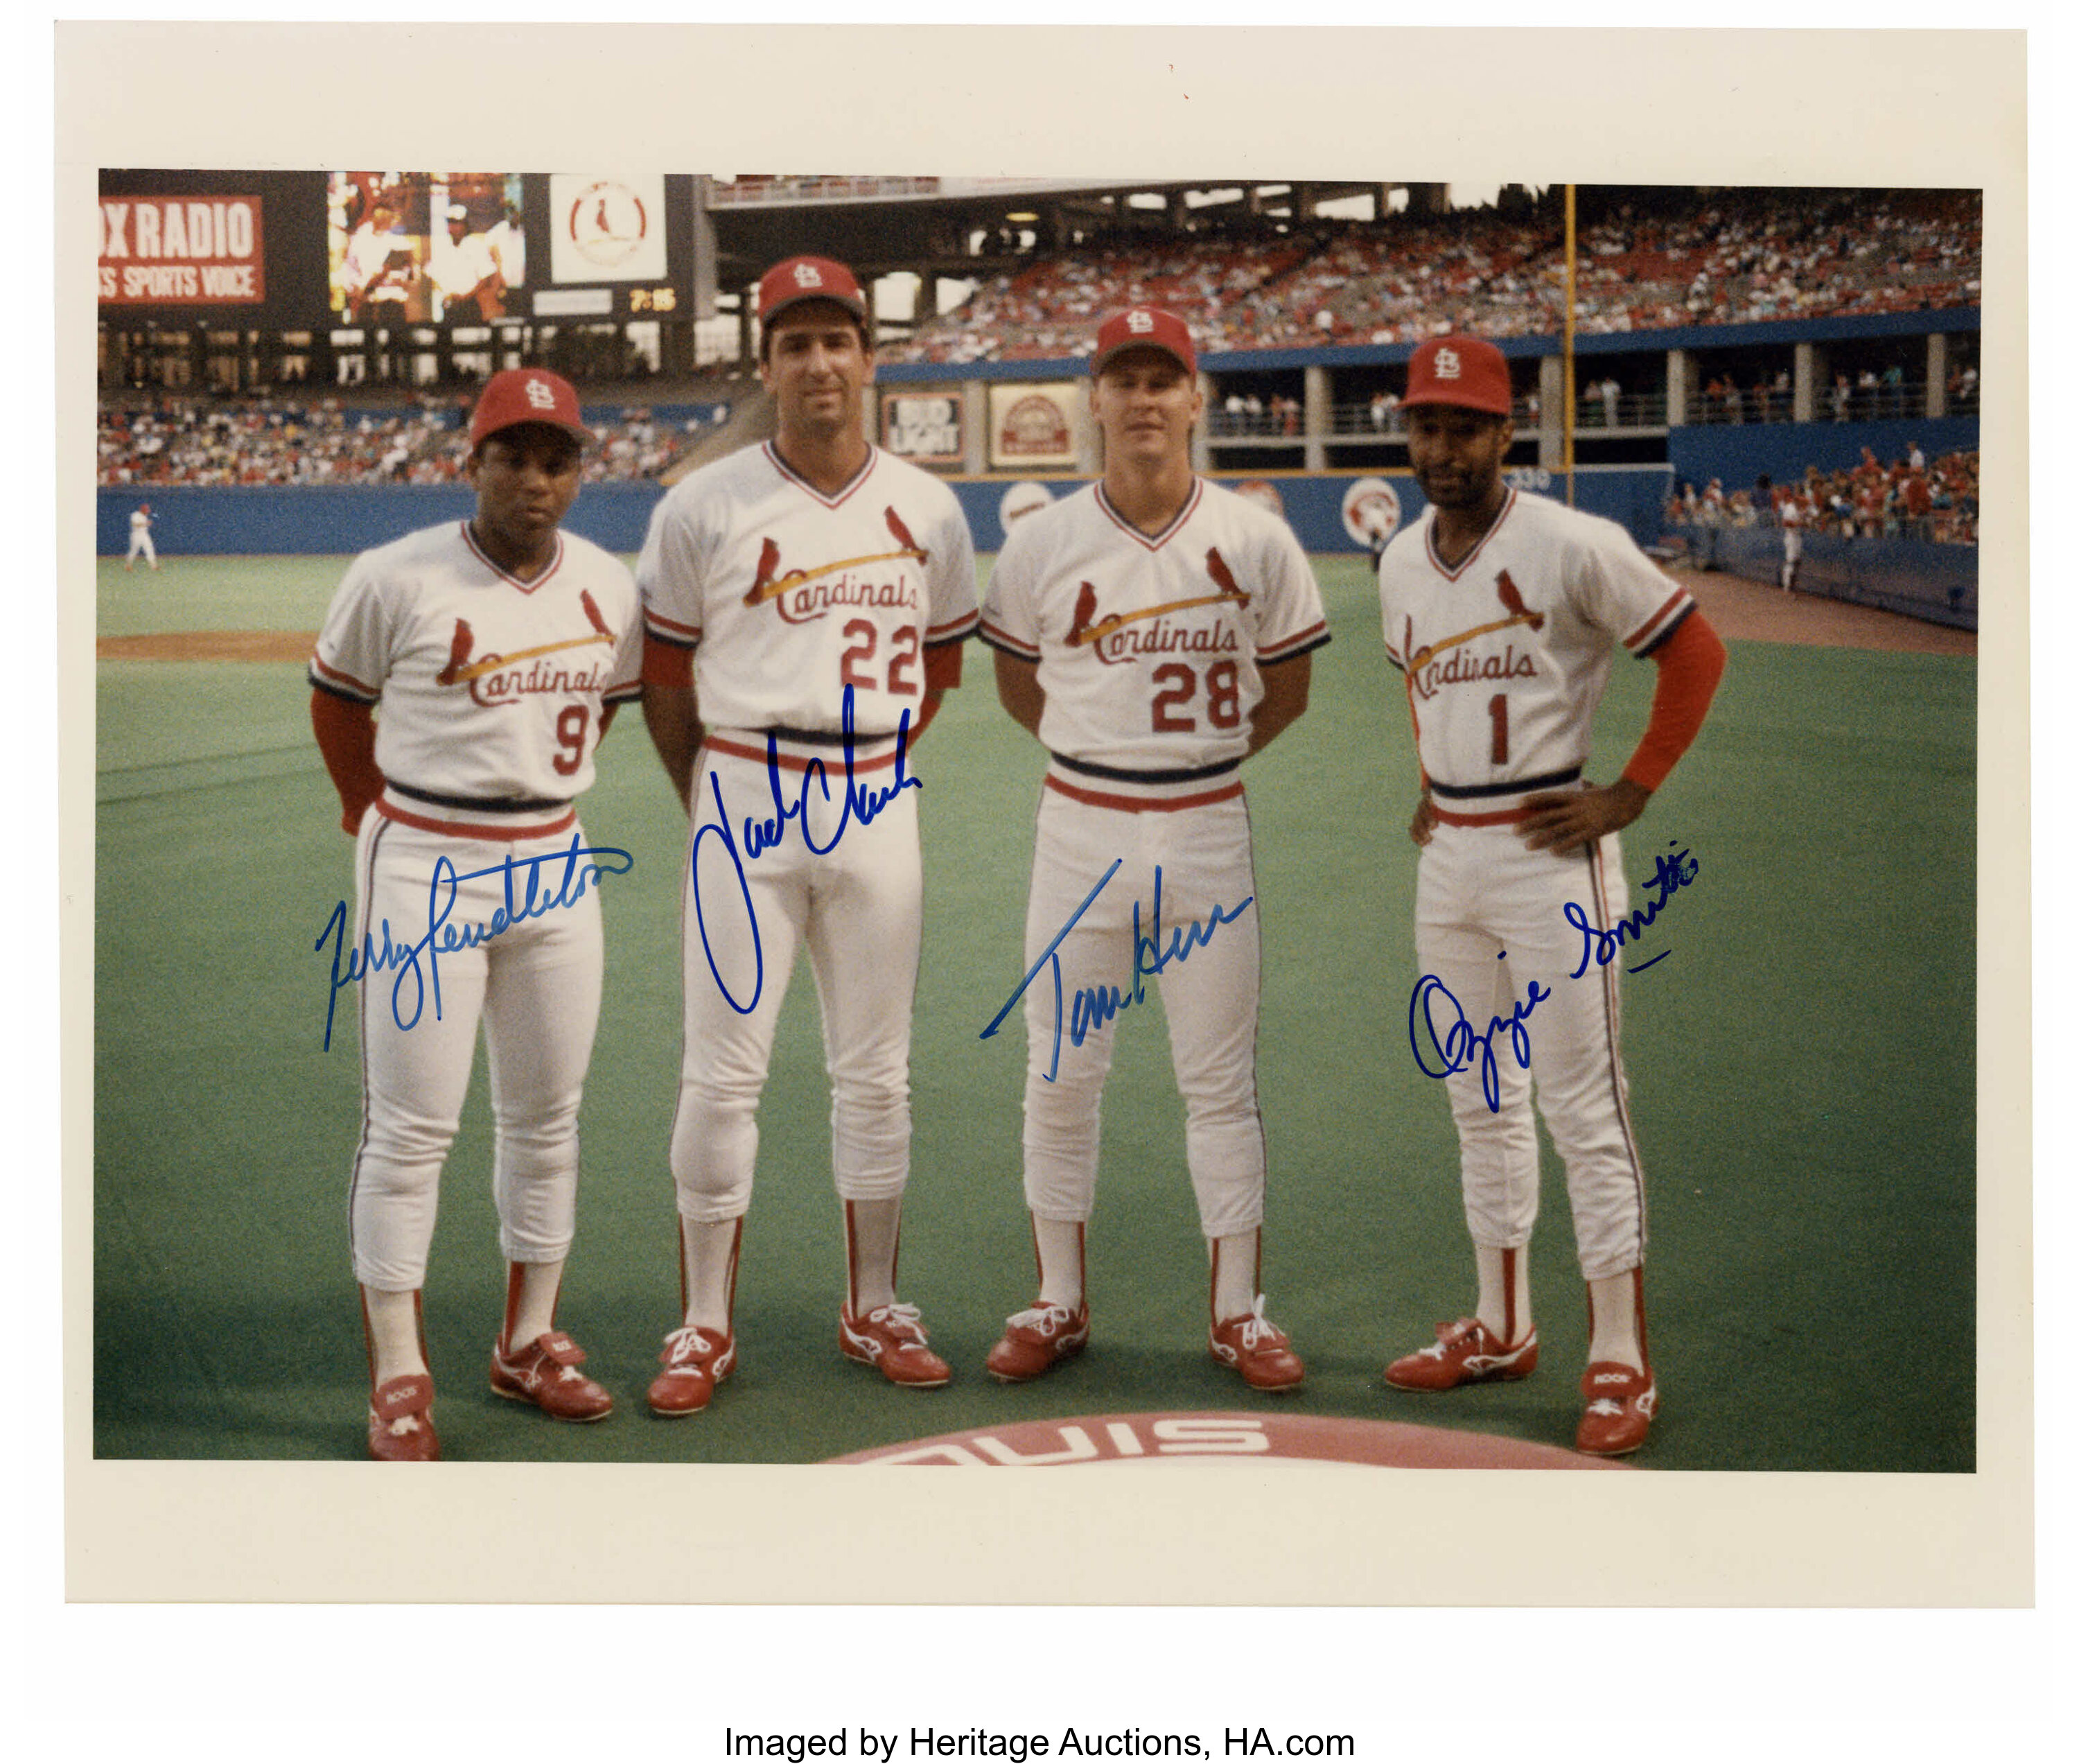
[[98, 194, 267, 306], [880, 390, 964, 467], [988, 382, 1078, 470]]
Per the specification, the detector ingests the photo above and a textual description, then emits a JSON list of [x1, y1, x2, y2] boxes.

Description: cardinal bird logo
[[1493, 569, 1544, 631], [1203, 545, 1250, 608], [435, 617, 476, 685], [884, 505, 928, 566], [579, 589, 613, 639], [1066, 581, 1103, 647], [744, 536, 784, 607]]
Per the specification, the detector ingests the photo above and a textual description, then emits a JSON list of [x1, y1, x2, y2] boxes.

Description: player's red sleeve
[[642, 631, 695, 690], [310, 688, 385, 834], [922, 639, 965, 695], [1620, 611, 1728, 794]]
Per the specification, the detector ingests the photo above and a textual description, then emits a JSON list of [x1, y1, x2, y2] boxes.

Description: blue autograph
[[691, 685, 920, 1016], [313, 835, 633, 1051], [1407, 842, 1699, 1112], [979, 860, 1255, 1081]]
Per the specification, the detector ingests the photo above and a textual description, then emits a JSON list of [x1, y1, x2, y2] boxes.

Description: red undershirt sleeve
[[641, 631, 695, 690], [310, 688, 386, 834], [1620, 611, 1728, 794]]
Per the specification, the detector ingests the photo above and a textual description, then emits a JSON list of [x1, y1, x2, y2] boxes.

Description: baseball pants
[[1413, 820, 1647, 1281], [347, 810, 604, 1291], [670, 733, 922, 1222], [1019, 779, 1267, 1239]]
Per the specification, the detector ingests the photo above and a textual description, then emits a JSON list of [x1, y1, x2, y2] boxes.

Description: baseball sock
[[1475, 1243, 1532, 1345], [362, 1284, 428, 1385], [1586, 1266, 1647, 1372], [843, 1197, 902, 1316], [681, 1216, 742, 1335], [1210, 1230, 1259, 1324], [502, 1259, 563, 1352], [1033, 1214, 1085, 1310]]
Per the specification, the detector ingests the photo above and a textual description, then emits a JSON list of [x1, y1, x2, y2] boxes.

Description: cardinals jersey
[[1377, 489, 1693, 815], [310, 521, 643, 806], [981, 479, 1331, 772], [637, 442, 979, 735]]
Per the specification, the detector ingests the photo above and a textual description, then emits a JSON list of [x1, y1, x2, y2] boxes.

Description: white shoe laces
[[1008, 1302, 1076, 1338], [1233, 1294, 1283, 1350], [662, 1325, 716, 1365], [867, 1301, 927, 1343]]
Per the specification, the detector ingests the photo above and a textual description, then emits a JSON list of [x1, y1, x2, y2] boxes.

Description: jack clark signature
[[1407, 843, 1699, 1112], [313, 835, 633, 1051], [980, 859, 1255, 1081]]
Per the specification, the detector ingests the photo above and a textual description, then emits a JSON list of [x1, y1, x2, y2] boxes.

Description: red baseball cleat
[[1209, 1296, 1306, 1392], [367, 1372, 439, 1462], [985, 1300, 1091, 1383], [839, 1302, 951, 1388], [1576, 1361, 1658, 1456], [490, 1330, 614, 1422], [1384, 1317, 1539, 1392], [647, 1324, 737, 1417]]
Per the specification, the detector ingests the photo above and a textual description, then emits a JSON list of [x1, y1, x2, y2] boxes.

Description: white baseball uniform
[[311, 519, 643, 1291], [1378, 487, 1695, 1280], [980, 478, 1330, 1237], [126, 507, 155, 566], [637, 441, 979, 1222], [430, 227, 500, 320]]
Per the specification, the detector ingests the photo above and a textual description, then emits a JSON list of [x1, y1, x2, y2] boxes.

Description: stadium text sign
[[881, 392, 964, 466], [99, 196, 267, 306]]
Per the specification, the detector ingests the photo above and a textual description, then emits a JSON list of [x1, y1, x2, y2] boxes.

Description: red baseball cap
[[1092, 306, 1198, 378], [1401, 335, 1514, 417], [758, 255, 869, 326], [468, 368, 593, 450]]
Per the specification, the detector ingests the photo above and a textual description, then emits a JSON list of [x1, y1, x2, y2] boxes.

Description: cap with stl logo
[[1401, 334, 1513, 417], [758, 255, 870, 326], [1091, 306, 1198, 377], [467, 368, 593, 450]]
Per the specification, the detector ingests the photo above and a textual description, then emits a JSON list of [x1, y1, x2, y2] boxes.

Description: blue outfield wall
[[100, 466, 1678, 563], [1667, 416, 1978, 494], [1676, 523, 1977, 629]]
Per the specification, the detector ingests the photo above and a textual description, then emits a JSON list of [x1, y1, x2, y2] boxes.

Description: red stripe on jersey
[[1043, 773, 1245, 814], [459, 521, 565, 593], [376, 800, 578, 841], [703, 734, 911, 775], [764, 441, 877, 509], [644, 606, 701, 642], [1622, 589, 1692, 653], [1095, 480, 1203, 551], [310, 652, 380, 699], [1423, 489, 1518, 581], [1430, 801, 1534, 828], [978, 619, 1040, 661], [926, 609, 980, 642]]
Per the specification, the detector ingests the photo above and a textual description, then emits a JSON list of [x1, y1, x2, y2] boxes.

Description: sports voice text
[[691, 684, 920, 1015], [313, 835, 633, 1051], [720, 1728, 1356, 1761], [1407, 843, 1699, 1112], [978, 859, 1254, 1079]]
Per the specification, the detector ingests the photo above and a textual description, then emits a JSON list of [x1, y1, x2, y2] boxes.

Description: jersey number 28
[[1151, 660, 1241, 732]]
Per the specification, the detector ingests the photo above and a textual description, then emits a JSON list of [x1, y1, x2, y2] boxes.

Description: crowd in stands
[[1666, 446, 1979, 546], [884, 188, 1981, 363], [98, 394, 703, 488]]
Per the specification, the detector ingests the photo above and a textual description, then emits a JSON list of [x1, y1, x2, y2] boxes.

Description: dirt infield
[[96, 575, 1975, 663]]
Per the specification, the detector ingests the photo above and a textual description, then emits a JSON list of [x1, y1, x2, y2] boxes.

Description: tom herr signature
[[980, 860, 1255, 1081], [313, 834, 633, 1051], [1407, 844, 1699, 1112], [692, 685, 920, 1016]]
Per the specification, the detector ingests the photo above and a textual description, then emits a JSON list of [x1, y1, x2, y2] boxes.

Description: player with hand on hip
[[978, 307, 1330, 1390], [1375, 335, 1726, 1455], [309, 368, 644, 1460], [635, 256, 979, 1415]]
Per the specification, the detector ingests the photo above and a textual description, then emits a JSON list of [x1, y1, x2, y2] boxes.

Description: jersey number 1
[[1487, 694, 1509, 765]]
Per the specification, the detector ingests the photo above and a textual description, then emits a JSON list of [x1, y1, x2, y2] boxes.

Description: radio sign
[[98, 195, 267, 306], [881, 392, 963, 466]]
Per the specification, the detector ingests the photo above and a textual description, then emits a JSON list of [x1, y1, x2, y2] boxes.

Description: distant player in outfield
[[635, 256, 979, 1415], [309, 369, 643, 1460], [1376, 334, 1726, 1456], [977, 306, 1329, 1391], [125, 503, 157, 571]]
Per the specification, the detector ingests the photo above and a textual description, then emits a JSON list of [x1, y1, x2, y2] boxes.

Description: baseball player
[[1375, 335, 1726, 1456], [977, 306, 1329, 1390], [309, 367, 644, 1461], [635, 256, 979, 1415], [125, 503, 156, 571], [430, 202, 504, 324], [1779, 486, 1805, 593]]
